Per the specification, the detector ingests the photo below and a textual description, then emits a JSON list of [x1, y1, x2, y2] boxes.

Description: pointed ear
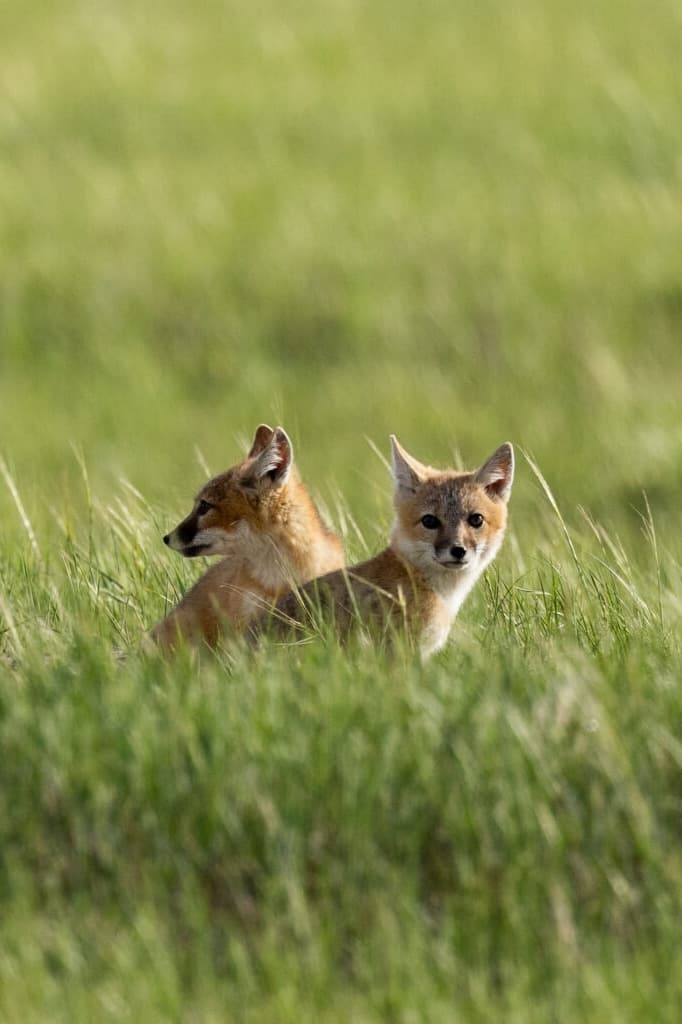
[[474, 442, 514, 502], [247, 423, 274, 458], [246, 427, 293, 487], [390, 435, 428, 495]]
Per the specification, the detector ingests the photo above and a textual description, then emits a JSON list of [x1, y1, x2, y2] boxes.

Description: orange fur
[[150, 425, 344, 653], [257, 437, 514, 657]]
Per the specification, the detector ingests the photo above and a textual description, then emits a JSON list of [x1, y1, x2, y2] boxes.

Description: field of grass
[[1, 0, 682, 1019]]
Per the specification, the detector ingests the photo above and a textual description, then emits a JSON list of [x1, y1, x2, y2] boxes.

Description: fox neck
[[260, 474, 322, 547], [240, 476, 331, 590]]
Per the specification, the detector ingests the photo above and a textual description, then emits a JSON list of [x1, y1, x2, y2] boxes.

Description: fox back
[[150, 424, 344, 652], [259, 437, 513, 657]]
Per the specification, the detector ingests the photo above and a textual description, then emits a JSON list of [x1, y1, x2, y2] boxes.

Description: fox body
[[259, 437, 513, 657], [150, 425, 344, 652]]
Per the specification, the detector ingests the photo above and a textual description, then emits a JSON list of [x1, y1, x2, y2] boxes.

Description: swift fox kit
[[150, 424, 344, 652], [259, 437, 513, 657]]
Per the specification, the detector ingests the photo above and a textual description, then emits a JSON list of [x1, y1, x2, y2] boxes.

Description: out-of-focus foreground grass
[[1, 0, 681, 1020]]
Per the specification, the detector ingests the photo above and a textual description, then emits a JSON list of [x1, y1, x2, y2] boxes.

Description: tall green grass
[[1, 0, 682, 1018], [1, 453, 680, 1021]]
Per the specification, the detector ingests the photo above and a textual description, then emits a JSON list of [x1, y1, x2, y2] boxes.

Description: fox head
[[389, 436, 514, 580], [163, 424, 296, 558]]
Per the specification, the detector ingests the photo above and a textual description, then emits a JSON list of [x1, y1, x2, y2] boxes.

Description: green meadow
[[1, 0, 681, 1019]]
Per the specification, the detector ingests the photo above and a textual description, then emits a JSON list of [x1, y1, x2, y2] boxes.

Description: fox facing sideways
[[150, 425, 345, 653], [256, 437, 514, 657]]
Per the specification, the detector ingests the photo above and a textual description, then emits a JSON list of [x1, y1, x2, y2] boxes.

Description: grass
[[1, 455, 680, 1021], [1, 0, 682, 1019]]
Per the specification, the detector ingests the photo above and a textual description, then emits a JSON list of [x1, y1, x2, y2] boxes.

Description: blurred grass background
[[1, 0, 682, 1020], [2, 0, 681, 535]]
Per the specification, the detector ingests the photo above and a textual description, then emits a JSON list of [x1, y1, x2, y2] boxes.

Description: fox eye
[[196, 500, 213, 516], [468, 513, 484, 528], [420, 514, 441, 530]]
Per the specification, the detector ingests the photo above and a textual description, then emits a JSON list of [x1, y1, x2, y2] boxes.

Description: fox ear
[[390, 435, 428, 495], [474, 442, 514, 502], [247, 423, 274, 458], [246, 426, 293, 487]]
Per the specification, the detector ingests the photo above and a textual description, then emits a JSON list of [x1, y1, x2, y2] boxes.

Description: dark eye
[[196, 500, 213, 516], [468, 513, 484, 528], [420, 514, 441, 530]]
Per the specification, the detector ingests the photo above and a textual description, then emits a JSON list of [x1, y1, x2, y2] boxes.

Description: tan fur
[[256, 437, 514, 657], [150, 425, 344, 653]]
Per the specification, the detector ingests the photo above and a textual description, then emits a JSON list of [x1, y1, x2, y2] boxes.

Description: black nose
[[450, 546, 466, 561], [163, 534, 171, 546]]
